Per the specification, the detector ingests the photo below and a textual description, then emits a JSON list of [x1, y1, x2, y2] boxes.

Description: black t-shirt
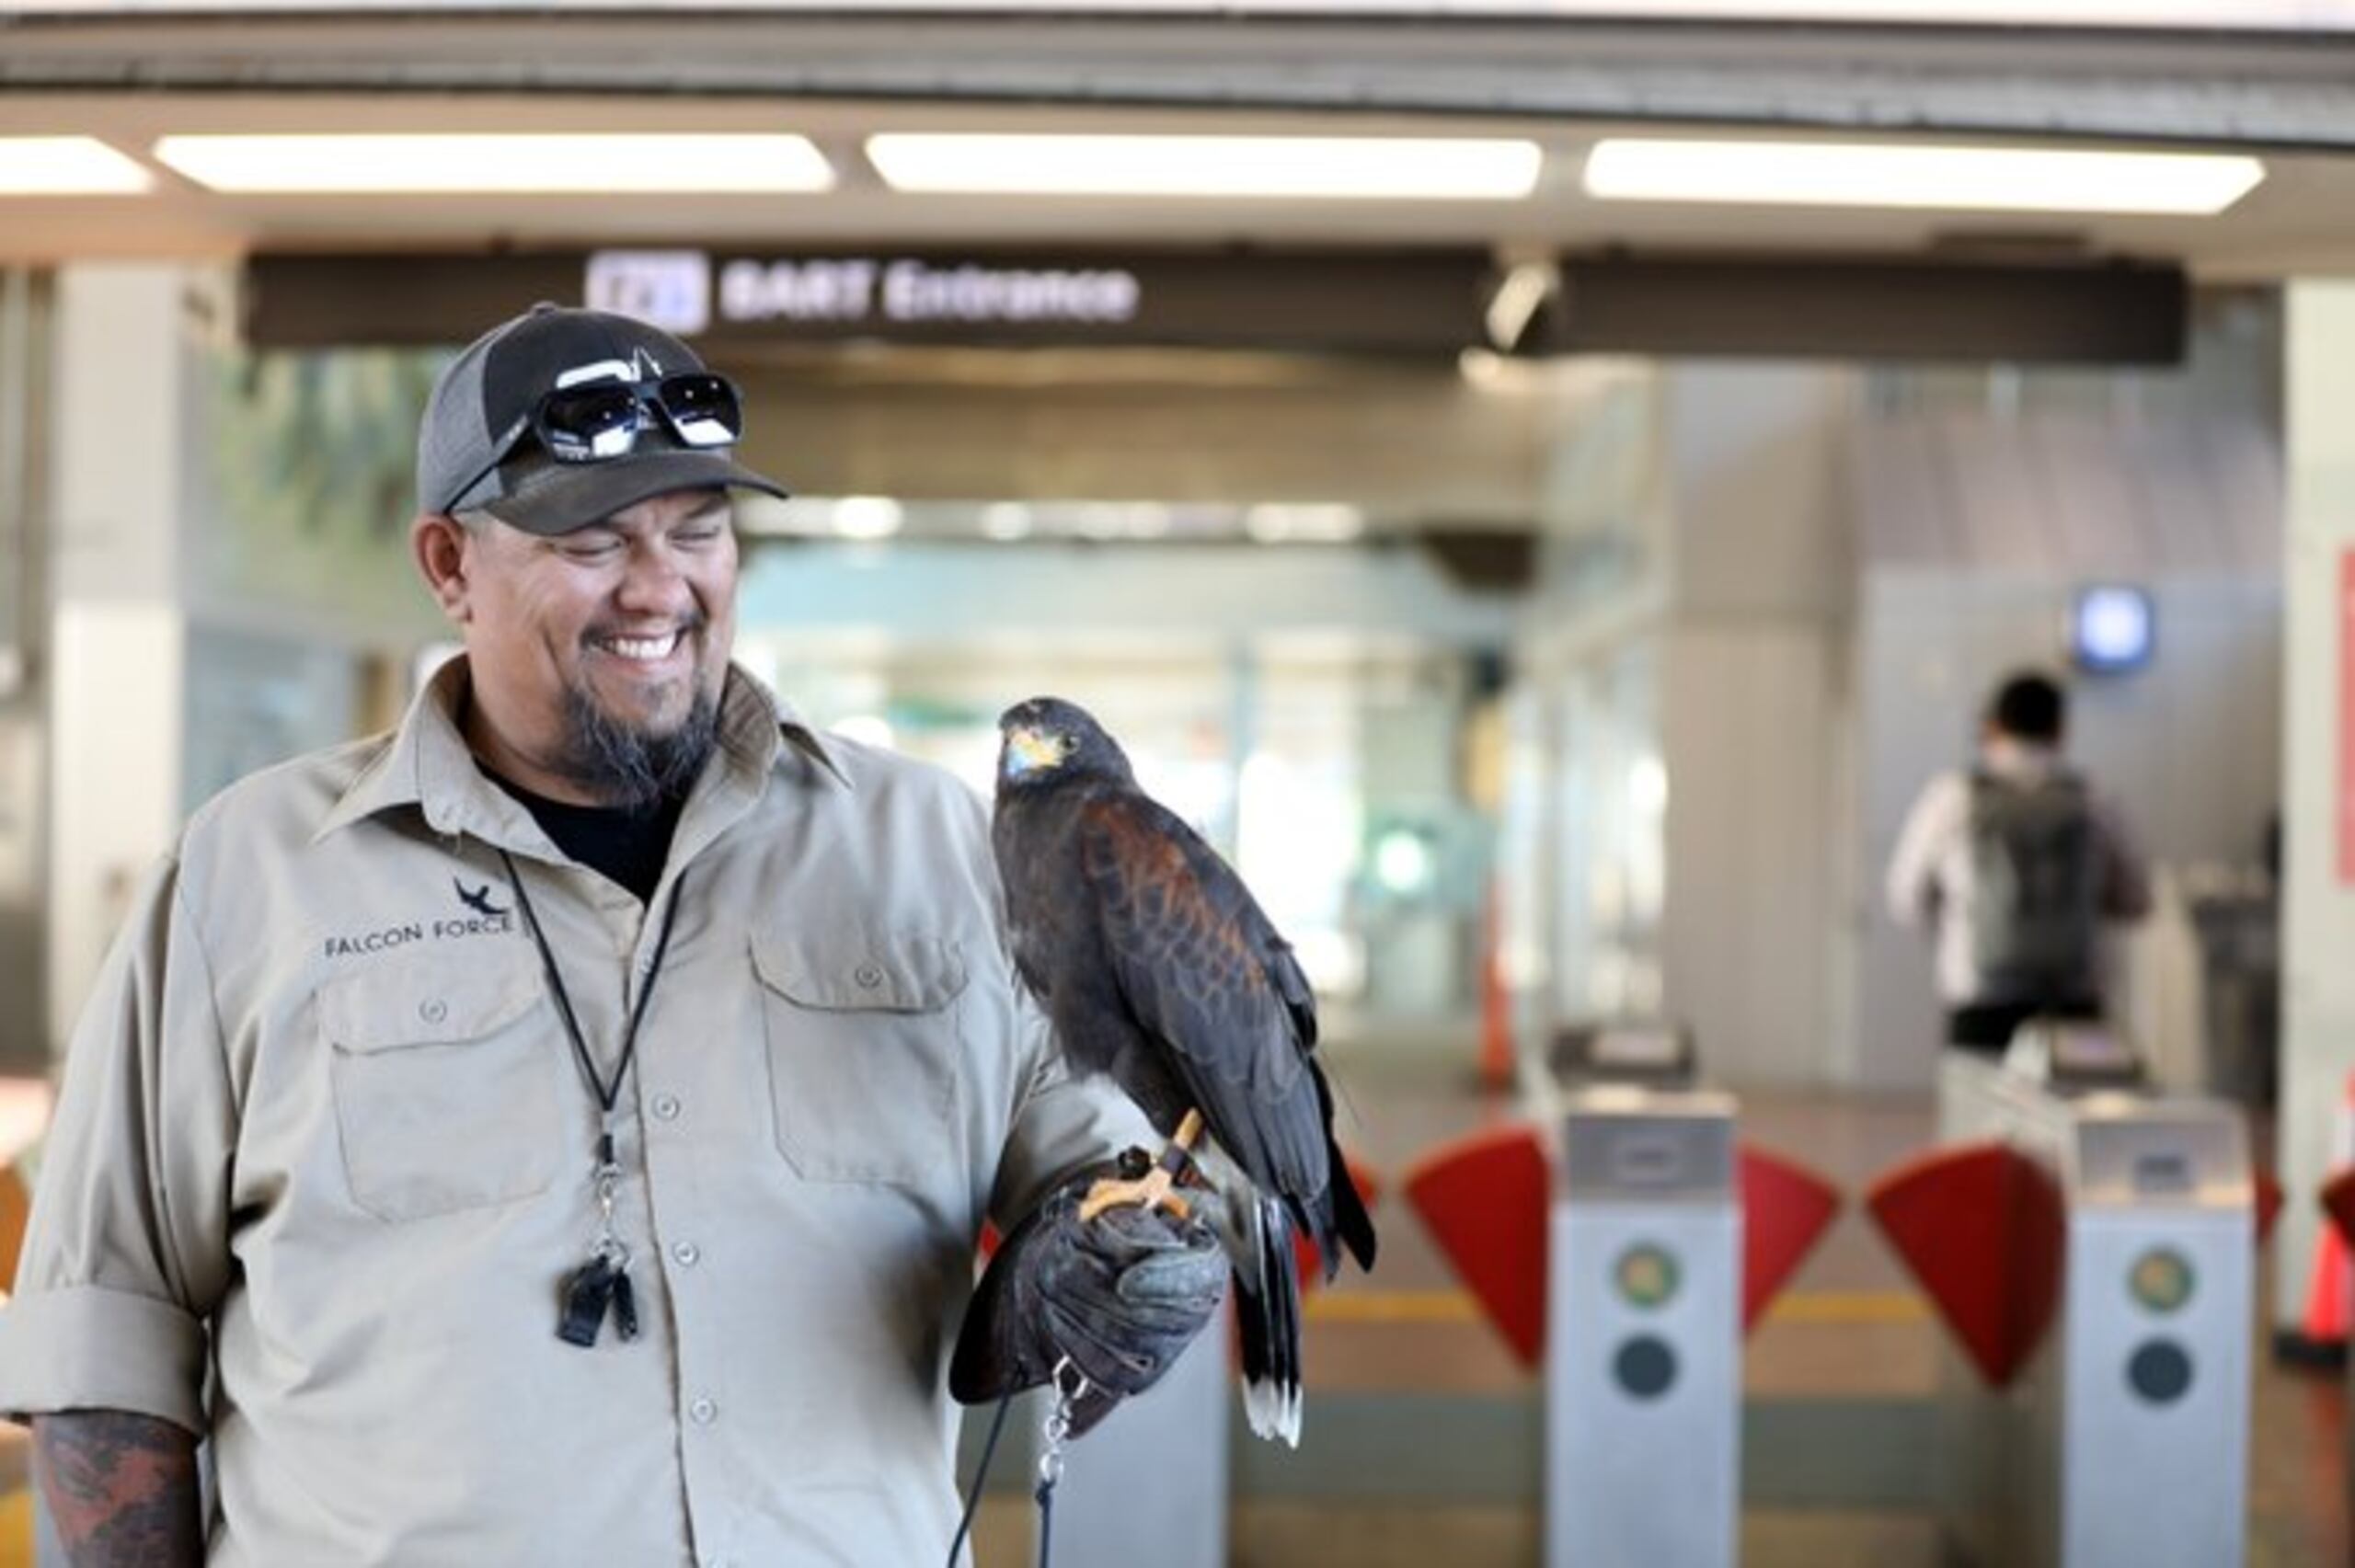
[[488, 773, 684, 904]]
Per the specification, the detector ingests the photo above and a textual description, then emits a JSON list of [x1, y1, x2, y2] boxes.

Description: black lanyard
[[499, 849, 687, 1348]]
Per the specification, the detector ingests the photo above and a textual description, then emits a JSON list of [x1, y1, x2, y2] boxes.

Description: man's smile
[[586, 625, 693, 672]]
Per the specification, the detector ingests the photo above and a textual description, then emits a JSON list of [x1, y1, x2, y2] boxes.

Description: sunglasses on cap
[[439, 372, 745, 516]]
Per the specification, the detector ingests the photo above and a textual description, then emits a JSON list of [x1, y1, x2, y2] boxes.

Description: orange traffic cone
[[2298, 1070, 2355, 1345], [1476, 884, 1512, 1093]]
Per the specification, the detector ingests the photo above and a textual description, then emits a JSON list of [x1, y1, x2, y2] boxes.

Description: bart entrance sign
[[245, 246, 1495, 355], [582, 249, 1147, 336], [711, 255, 1142, 330]]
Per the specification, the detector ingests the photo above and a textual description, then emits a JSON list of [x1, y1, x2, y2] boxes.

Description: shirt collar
[[314, 655, 847, 846], [718, 664, 854, 793]]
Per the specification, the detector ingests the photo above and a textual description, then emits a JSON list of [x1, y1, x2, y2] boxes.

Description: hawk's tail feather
[[1326, 1134, 1378, 1276], [1234, 1194, 1304, 1448], [1305, 1064, 1379, 1279]]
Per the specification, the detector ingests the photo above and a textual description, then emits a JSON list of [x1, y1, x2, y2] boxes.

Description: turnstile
[[1406, 1024, 1836, 1568], [1877, 1024, 2253, 1568], [1529, 1026, 1740, 1568], [1543, 1079, 1740, 1568]]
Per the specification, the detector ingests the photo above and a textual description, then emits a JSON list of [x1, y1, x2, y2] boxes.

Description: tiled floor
[[973, 1501, 1946, 1568]]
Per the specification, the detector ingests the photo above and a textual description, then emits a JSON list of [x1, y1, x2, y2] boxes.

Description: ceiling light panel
[[1584, 139, 2264, 216], [1398, 0, 2349, 20], [866, 134, 1543, 200], [151, 134, 834, 194], [0, 137, 152, 196]]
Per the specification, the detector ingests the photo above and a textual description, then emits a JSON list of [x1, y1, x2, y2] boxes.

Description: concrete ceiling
[[0, 13, 2353, 277]]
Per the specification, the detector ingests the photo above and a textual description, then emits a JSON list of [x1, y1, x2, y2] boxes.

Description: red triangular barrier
[[1738, 1142, 1842, 1334], [1403, 1124, 1549, 1369], [1865, 1140, 2062, 1388]]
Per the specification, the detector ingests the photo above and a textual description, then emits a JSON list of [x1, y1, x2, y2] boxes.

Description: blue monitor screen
[[2071, 585, 2155, 674]]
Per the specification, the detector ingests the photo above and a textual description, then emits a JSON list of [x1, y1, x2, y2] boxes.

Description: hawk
[[991, 696, 1376, 1444]]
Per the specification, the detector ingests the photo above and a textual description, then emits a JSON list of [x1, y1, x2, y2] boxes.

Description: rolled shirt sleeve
[[0, 855, 236, 1436], [984, 989, 1154, 1233]]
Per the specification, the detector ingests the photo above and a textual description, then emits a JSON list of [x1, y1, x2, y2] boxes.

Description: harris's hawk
[[992, 696, 1376, 1444]]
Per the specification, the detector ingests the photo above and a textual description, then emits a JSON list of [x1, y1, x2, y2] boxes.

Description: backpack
[[1966, 769, 2100, 1006]]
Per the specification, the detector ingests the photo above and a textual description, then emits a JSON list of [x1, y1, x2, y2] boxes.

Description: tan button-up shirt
[[0, 658, 1141, 1565]]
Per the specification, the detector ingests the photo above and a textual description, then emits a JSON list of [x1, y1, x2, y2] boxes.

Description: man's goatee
[[555, 682, 720, 812]]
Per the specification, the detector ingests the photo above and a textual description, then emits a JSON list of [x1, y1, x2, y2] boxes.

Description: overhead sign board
[[246, 246, 1495, 356], [247, 246, 2189, 365], [1542, 255, 2187, 365]]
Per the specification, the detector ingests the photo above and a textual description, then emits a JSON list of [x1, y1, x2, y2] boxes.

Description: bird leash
[[947, 1357, 1090, 1568], [1031, 1358, 1087, 1568]]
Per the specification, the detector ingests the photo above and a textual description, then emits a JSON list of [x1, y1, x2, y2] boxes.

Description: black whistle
[[558, 1255, 618, 1348], [612, 1267, 640, 1343]]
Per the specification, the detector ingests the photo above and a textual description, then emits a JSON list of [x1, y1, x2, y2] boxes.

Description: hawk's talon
[[1079, 1167, 1193, 1224]]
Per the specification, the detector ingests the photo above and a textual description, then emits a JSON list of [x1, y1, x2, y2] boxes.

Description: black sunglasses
[[440, 372, 744, 515]]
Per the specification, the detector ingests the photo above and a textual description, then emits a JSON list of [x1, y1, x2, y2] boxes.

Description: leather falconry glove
[[950, 1151, 1228, 1438]]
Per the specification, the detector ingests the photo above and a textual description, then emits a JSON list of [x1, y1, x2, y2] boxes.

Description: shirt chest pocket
[[318, 953, 562, 1222], [751, 924, 967, 1187]]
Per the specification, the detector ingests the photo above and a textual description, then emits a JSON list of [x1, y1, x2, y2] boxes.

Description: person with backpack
[[1886, 670, 2154, 1053]]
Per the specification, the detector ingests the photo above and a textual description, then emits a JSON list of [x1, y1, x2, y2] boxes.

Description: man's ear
[[412, 514, 473, 624]]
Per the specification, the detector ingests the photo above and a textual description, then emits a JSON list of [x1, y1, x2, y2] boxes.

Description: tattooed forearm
[[31, 1410, 203, 1566]]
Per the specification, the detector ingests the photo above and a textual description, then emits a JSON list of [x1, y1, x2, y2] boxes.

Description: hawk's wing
[[1075, 791, 1331, 1211]]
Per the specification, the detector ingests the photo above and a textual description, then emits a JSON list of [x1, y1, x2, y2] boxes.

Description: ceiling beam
[[5, 14, 2354, 150]]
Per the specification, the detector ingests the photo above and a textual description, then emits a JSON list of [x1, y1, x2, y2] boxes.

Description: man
[[0, 304, 1222, 1564], [1887, 670, 2153, 1053]]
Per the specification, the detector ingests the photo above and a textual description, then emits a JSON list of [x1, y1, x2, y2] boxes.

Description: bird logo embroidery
[[988, 695, 1377, 1447], [453, 878, 510, 920]]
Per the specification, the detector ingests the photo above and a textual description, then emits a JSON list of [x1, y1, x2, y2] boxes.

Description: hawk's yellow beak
[[1005, 727, 1063, 775]]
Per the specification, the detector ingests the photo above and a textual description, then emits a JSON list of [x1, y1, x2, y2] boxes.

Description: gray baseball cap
[[416, 303, 788, 534]]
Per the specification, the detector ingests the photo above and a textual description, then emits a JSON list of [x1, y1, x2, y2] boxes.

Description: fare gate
[[1868, 1024, 2254, 1568], [1545, 1081, 1740, 1568], [1406, 1025, 1838, 1568]]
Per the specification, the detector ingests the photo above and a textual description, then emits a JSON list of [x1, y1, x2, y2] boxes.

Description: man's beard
[[550, 676, 720, 813]]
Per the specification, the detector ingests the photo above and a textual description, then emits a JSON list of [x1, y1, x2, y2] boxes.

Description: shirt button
[[419, 998, 448, 1024], [854, 962, 885, 990], [689, 1397, 718, 1425], [651, 1093, 682, 1121], [672, 1242, 700, 1267]]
